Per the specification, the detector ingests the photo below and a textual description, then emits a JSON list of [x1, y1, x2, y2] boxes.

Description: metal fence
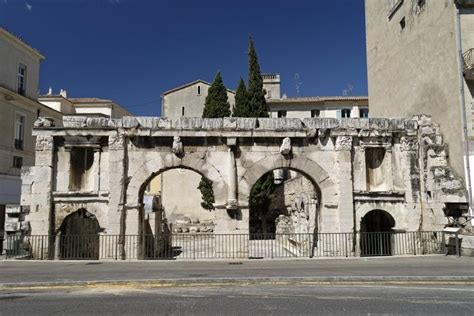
[[4, 231, 450, 260]]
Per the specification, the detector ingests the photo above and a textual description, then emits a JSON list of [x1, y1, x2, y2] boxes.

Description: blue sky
[[1, 0, 367, 116]]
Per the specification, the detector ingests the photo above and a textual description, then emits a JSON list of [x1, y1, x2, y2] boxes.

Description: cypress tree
[[199, 71, 230, 211], [247, 36, 268, 118], [232, 77, 251, 117], [202, 71, 231, 118], [197, 177, 215, 211]]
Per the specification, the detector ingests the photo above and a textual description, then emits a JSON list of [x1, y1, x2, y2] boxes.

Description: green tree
[[199, 71, 230, 210], [247, 36, 268, 117], [232, 77, 251, 117], [197, 177, 215, 211], [202, 71, 231, 118]]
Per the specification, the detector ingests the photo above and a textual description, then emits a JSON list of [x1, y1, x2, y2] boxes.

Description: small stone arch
[[360, 209, 395, 256], [58, 208, 101, 259]]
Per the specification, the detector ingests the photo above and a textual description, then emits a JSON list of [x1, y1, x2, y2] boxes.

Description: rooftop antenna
[[343, 83, 354, 96], [294, 73, 302, 97]]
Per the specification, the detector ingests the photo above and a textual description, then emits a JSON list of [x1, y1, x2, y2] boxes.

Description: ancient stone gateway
[[20, 115, 467, 259]]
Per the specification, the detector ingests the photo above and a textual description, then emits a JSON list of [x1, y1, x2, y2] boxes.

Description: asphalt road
[[1, 256, 473, 285], [1, 284, 473, 315]]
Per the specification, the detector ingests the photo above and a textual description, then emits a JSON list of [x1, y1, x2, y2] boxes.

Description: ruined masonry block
[[339, 118, 370, 129], [85, 117, 111, 128], [174, 117, 202, 129], [302, 118, 339, 129], [223, 117, 237, 129], [202, 118, 223, 129], [223, 117, 257, 130], [367, 118, 390, 129], [122, 117, 139, 128], [236, 118, 257, 130], [63, 116, 87, 128], [258, 118, 303, 130], [136, 117, 171, 129]]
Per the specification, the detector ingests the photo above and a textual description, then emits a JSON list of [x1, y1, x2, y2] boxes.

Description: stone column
[[92, 148, 101, 192], [107, 132, 127, 259], [334, 136, 354, 234], [400, 135, 421, 231], [353, 146, 367, 192], [226, 146, 238, 210], [383, 145, 394, 191]]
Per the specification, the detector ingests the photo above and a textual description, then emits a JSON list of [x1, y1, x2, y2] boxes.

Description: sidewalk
[[1, 256, 473, 290]]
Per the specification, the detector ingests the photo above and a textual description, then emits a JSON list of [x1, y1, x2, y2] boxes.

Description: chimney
[[47, 87, 52, 95], [59, 89, 67, 98]]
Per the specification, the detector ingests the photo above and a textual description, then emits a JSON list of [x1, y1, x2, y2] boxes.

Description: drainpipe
[[454, 2, 474, 225]]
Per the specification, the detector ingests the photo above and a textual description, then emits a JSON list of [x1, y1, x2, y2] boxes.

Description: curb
[[1, 276, 474, 291]]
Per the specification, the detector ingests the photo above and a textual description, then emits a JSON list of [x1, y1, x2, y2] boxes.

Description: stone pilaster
[[107, 132, 127, 237], [334, 136, 354, 233], [353, 146, 367, 192]]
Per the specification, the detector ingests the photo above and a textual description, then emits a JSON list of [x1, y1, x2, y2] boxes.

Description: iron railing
[[4, 231, 449, 260]]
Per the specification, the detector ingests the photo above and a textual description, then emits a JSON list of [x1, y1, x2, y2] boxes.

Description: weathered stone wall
[[20, 115, 469, 259]]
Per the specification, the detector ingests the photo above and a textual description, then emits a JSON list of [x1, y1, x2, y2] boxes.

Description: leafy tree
[[247, 36, 268, 117], [197, 177, 215, 211], [202, 71, 231, 118], [232, 77, 251, 117]]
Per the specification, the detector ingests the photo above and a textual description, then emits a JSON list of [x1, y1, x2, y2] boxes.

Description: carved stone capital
[[35, 136, 53, 151], [400, 136, 418, 152], [335, 136, 352, 151], [108, 133, 125, 150]]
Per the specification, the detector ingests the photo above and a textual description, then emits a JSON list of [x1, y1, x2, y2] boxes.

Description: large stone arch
[[127, 152, 227, 207], [237, 153, 338, 235], [237, 154, 337, 206]]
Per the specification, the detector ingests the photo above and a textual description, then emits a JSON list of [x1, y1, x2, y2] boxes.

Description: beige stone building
[[0, 27, 133, 252], [263, 74, 369, 119], [365, 0, 474, 219], [39, 90, 132, 118], [0, 27, 63, 250]]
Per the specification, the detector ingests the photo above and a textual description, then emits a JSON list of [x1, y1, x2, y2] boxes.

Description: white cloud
[[25, 2, 32, 11]]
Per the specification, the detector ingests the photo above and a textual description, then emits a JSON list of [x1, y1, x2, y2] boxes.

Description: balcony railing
[[463, 49, 474, 80]]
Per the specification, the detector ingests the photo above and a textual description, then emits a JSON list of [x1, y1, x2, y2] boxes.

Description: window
[[267, 90, 272, 99], [416, 0, 425, 13], [197, 85, 201, 95], [277, 110, 287, 118], [341, 109, 351, 118], [17, 63, 27, 95], [311, 109, 320, 118], [14, 114, 25, 150], [69, 147, 94, 191], [359, 108, 369, 118], [13, 156, 23, 169], [181, 106, 185, 116], [388, 0, 403, 20], [400, 17, 406, 30]]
